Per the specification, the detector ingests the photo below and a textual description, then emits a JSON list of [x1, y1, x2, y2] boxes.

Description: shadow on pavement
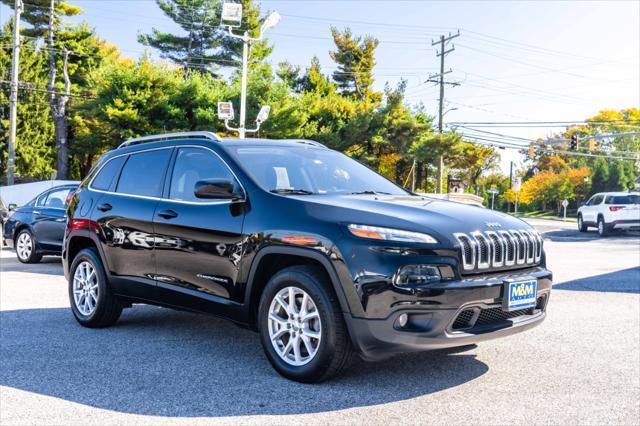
[[0, 254, 62, 275], [0, 306, 488, 417], [554, 267, 640, 294], [542, 229, 640, 243]]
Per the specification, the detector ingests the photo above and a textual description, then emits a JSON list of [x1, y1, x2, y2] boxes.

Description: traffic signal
[[570, 134, 579, 150], [529, 143, 535, 160]]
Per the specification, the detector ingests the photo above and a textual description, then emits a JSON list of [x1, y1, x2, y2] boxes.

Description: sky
[[1, 0, 639, 173]]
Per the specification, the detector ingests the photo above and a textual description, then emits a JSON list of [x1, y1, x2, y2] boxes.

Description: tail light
[[65, 190, 75, 206], [609, 206, 625, 212], [67, 218, 100, 232]]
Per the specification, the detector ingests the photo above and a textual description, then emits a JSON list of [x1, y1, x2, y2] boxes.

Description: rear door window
[[43, 188, 72, 209], [116, 149, 172, 198], [92, 156, 126, 191], [605, 196, 634, 205]]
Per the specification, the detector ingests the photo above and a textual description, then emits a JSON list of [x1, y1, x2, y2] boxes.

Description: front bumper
[[346, 267, 552, 361]]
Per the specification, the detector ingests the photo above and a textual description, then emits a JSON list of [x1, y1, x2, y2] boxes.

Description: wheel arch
[[65, 231, 110, 278], [244, 246, 351, 328]]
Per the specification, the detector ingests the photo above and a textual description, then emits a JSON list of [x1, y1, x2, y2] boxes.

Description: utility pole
[[427, 31, 460, 194], [7, 0, 23, 185]]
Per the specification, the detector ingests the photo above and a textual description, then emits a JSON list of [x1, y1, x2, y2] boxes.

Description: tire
[[577, 214, 587, 232], [258, 265, 353, 383], [15, 229, 42, 264], [68, 248, 122, 328], [597, 216, 609, 237]]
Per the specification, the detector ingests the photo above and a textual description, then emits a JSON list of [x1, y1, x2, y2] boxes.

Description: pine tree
[[139, 0, 270, 75], [329, 27, 380, 104]]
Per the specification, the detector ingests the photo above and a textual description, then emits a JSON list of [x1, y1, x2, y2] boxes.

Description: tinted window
[[44, 188, 72, 208], [35, 192, 49, 207], [116, 149, 171, 197], [589, 195, 604, 205], [92, 156, 126, 191], [605, 195, 635, 205], [169, 147, 239, 202]]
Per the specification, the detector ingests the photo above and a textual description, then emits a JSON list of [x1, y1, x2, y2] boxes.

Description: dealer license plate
[[504, 279, 537, 311]]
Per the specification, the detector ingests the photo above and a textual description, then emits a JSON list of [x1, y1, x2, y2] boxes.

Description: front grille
[[451, 295, 547, 331], [455, 229, 542, 273], [475, 306, 532, 325]]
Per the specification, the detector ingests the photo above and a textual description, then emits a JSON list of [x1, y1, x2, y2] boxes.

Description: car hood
[[300, 194, 532, 244]]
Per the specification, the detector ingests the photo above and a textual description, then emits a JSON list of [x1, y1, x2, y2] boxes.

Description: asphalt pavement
[[1, 218, 639, 425]]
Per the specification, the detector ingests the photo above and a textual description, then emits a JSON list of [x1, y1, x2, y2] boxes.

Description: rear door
[[153, 146, 246, 304], [32, 187, 74, 251], [583, 194, 603, 223], [91, 148, 172, 288]]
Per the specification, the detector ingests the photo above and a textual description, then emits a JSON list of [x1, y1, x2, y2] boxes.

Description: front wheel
[[577, 214, 587, 232], [258, 265, 353, 383], [69, 248, 122, 328]]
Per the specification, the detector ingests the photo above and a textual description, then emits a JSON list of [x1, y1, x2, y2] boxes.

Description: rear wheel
[[597, 216, 609, 237], [258, 265, 353, 383], [577, 214, 587, 232], [69, 248, 122, 328], [15, 229, 42, 264]]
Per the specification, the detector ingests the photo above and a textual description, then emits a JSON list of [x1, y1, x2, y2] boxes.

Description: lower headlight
[[393, 264, 441, 286]]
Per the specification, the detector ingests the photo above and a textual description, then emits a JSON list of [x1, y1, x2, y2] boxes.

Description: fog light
[[398, 313, 408, 328], [394, 265, 441, 287]]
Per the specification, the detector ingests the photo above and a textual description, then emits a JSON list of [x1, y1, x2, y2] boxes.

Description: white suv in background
[[577, 192, 640, 236]]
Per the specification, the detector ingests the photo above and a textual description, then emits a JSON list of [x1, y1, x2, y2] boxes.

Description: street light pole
[[7, 0, 23, 185], [238, 32, 249, 138], [222, 4, 280, 138]]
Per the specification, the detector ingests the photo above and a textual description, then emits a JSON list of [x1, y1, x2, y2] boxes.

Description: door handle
[[97, 203, 112, 212], [157, 209, 178, 219], [32, 210, 41, 215]]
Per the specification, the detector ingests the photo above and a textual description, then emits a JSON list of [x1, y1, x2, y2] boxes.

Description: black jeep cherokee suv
[[63, 131, 552, 383]]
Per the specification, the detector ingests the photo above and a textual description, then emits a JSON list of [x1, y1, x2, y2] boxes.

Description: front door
[[153, 146, 246, 305]]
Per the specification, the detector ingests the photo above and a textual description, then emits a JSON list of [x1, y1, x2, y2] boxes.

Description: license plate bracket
[[503, 278, 537, 311]]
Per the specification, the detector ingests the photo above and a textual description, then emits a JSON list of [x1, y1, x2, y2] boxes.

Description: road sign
[[488, 188, 499, 195], [562, 199, 569, 221], [514, 177, 521, 192]]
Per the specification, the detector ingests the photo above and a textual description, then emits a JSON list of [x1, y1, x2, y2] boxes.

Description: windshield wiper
[[270, 188, 316, 195], [349, 191, 393, 195]]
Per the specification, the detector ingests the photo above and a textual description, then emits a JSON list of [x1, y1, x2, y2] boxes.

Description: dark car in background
[[3, 184, 78, 263], [63, 132, 551, 383]]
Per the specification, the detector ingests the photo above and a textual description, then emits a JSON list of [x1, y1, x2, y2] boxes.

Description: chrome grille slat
[[486, 231, 505, 268], [457, 229, 541, 273]]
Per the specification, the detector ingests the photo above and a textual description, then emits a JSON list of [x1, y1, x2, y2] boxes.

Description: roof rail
[[118, 131, 222, 149]]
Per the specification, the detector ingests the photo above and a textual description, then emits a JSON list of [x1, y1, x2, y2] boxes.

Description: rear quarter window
[[91, 156, 126, 191]]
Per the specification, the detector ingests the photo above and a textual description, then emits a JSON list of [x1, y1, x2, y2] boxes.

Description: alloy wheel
[[73, 261, 99, 316], [268, 286, 322, 366], [16, 232, 32, 260]]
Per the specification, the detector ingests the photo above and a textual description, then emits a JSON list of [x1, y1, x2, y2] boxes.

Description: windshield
[[227, 145, 409, 196]]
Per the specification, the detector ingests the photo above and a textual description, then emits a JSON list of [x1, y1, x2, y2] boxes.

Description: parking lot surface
[[1, 218, 639, 425]]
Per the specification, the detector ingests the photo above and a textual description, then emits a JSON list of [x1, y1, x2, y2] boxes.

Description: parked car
[[63, 132, 552, 383], [3, 184, 78, 263], [577, 192, 640, 236]]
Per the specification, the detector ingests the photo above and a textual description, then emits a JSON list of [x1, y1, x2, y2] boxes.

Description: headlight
[[348, 224, 437, 244]]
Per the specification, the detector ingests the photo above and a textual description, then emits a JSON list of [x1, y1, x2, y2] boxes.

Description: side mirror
[[8, 203, 17, 211], [194, 179, 240, 200]]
